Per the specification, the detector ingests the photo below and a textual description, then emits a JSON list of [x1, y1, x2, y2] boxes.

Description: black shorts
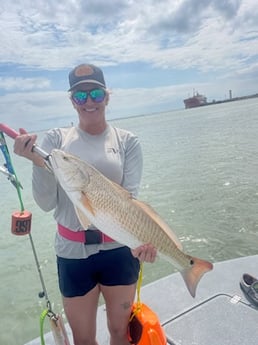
[[57, 247, 140, 297]]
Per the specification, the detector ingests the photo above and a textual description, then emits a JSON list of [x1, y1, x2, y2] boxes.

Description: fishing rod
[[0, 123, 70, 345], [0, 131, 23, 189], [0, 164, 23, 189], [0, 123, 52, 170]]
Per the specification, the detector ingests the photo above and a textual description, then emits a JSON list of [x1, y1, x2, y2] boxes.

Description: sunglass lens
[[72, 91, 87, 105], [90, 89, 106, 103]]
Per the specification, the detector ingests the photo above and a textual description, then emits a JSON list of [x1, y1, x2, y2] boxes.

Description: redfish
[[51, 149, 213, 297]]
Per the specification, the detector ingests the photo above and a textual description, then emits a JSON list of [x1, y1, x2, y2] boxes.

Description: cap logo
[[74, 65, 94, 77]]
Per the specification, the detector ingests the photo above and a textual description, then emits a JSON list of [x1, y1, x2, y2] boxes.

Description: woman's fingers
[[131, 244, 157, 263]]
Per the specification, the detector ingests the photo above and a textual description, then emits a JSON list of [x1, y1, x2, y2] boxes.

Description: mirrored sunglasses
[[71, 88, 106, 105]]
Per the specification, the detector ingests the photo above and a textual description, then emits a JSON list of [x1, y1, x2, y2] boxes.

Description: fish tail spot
[[181, 256, 213, 297]]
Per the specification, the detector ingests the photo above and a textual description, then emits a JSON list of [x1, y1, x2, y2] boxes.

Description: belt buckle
[[84, 230, 102, 245]]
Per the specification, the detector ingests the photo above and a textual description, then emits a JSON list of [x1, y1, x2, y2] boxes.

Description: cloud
[[0, 0, 255, 76], [0, 83, 190, 131], [0, 0, 257, 131], [0, 90, 71, 131], [0, 0, 255, 70], [0, 77, 50, 91]]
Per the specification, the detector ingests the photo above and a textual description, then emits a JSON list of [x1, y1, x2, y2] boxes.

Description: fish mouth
[[50, 150, 81, 189], [50, 149, 67, 171], [50, 153, 59, 170]]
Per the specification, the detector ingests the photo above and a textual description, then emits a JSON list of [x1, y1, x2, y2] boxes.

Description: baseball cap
[[68, 64, 106, 91]]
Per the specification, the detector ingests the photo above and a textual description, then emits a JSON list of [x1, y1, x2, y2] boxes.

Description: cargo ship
[[183, 92, 207, 109], [184, 90, 258, 109]]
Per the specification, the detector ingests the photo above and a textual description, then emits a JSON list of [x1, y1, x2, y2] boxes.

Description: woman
[[14, 63, 157, 345]]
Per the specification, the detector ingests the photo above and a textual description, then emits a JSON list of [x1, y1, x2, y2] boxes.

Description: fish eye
[[190, 258, 194, 265]]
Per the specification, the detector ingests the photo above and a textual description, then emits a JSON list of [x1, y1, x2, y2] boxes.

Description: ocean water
[[1, 98, 258, 344]]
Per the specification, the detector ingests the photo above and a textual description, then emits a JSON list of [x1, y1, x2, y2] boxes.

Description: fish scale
[[86, 186, 176, 253]]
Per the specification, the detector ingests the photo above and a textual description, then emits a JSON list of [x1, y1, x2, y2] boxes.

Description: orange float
[[11, 210, 32, 235], [128, 302, 167, 345]]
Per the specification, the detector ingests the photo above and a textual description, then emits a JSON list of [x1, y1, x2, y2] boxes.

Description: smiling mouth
[[83, 107, 98, 112]]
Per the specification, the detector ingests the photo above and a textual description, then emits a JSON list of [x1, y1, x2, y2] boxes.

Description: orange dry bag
[[127, 263, 167, 345], [128, 302, 167, 345]]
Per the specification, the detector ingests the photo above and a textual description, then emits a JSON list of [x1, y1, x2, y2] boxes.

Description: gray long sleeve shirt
[[32, 124, 143, 259]]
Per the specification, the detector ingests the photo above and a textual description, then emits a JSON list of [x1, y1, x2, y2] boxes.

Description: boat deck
[[25, 255, 258, 345]]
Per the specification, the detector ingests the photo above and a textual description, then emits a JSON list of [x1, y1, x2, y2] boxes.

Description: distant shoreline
[[199, 92, 258, 107]]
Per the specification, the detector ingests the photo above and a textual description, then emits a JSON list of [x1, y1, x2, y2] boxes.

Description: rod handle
[[0, 123, 19, 139], [0, 123, 52, 168]]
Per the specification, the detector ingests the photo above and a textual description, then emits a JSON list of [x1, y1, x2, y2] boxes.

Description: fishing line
[[1, 131, 49, 299], [127, 263, 167, 345], [0, 130, 65, 345]]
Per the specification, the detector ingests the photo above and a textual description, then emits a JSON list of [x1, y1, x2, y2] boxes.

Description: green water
[[1, 98, 258, 344]]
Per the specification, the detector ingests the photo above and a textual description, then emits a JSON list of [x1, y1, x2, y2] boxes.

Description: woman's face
[[70, 83, 109, 129]]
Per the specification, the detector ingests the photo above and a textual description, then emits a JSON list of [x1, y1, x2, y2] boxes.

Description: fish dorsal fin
[[75, 206, 91, 229], [132, 199, 183, 250]]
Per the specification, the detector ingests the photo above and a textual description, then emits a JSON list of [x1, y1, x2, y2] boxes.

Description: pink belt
[[58, 223, 115, 245]]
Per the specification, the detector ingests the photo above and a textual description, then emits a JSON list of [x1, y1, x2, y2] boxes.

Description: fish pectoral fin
[[75, 191, 95, 228], [75, 206, 91, 229], [79, 191, 95, 216], [132, 199, 183, 250]]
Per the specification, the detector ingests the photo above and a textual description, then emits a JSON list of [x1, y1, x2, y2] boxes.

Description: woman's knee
[[108, 319, 128, 339]]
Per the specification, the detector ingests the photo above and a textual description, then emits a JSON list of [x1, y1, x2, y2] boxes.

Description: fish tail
[[181, 256, 213, 297]]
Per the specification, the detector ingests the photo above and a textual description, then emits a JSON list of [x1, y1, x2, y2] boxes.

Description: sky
[[0, 0, 258, 132]]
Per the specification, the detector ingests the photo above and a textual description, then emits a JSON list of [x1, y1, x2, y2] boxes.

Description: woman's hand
[[131, 244, 157, 263], [13, 128, 45, 167]]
